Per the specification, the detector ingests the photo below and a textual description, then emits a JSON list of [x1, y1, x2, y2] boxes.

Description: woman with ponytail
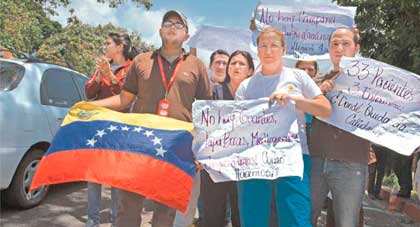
[[86, 32, 138, 102]]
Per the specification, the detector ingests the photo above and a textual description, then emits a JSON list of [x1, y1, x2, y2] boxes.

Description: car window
[[0, 61, 25, 92], [71, 73, 88, 100], [40, 68, 81, 108]]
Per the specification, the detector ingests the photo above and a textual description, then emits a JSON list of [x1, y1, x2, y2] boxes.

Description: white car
[[0, 57, 88, 209]]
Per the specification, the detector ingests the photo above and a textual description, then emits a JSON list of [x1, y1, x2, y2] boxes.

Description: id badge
[[157, 99, 171, 117]]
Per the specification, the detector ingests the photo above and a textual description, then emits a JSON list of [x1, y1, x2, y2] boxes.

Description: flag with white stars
[[30, 102, 195, 212]]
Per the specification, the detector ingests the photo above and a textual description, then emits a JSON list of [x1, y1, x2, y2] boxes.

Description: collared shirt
[[122, 50, 212, 122], [309, 71, 371, 164]]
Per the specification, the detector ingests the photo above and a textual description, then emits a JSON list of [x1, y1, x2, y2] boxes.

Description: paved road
[[1, 182, 419, 227], [0, 182, 144, 227]]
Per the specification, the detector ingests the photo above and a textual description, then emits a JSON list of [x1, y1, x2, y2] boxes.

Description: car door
[[39, 68, 83, 136]]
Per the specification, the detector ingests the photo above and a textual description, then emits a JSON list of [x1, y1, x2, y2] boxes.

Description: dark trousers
[[115, 189, 175, 227], [394, 153, 413, 194], [269, 188, 279, 227], [200, 171, 241, 227], [371, 144, 413, 196], [371, 144, 389, 196]]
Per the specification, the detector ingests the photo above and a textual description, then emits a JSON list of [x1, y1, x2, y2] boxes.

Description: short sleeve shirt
[[123, 51, 212, 122], [235, 67, 322, 155]]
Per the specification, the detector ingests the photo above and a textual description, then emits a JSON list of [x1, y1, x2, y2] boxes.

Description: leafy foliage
[[34, 0, 152, 12], [37, 16, 152, 75], [1, 0, 153, 75], [337, 0, 420, 74], [0, 0, 62, 53]]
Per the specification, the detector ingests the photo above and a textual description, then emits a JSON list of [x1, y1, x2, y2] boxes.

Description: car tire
[[2, 148, 49, 209]]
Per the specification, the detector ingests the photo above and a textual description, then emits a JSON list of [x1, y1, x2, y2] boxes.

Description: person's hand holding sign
[[269, 93, 294, 106], [195, 160, 204, 171], [269, 91, 331, 117], [319, 79, 335, 94], [319, 70, 340, 94]]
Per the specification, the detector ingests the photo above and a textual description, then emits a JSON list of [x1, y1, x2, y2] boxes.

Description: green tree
[[0, 0, 62, 54], [0, 0, 152, 54], [37, 16, 152, 75], [35, 0, 153, 13], [337, 0, 420, 74]]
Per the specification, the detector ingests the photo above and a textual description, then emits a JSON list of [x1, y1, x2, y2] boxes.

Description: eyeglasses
[[162, 21, 185, 29]]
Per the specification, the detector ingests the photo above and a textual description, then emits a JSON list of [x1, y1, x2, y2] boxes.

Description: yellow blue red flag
[[30, 102, 195, 212]]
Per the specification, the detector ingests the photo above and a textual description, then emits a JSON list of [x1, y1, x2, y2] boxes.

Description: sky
[[51, 0, 333, 67], [52, 0, 260, 47]]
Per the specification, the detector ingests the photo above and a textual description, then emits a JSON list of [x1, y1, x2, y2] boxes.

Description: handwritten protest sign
[[319, 57, 420, 155], [192, 99, 303, 182], [254, 1, 355, 55], [187, 25, 334, 74], [187, 25, 255, 57]]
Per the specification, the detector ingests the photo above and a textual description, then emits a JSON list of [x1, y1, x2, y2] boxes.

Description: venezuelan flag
[[30, 102, 195, 212]]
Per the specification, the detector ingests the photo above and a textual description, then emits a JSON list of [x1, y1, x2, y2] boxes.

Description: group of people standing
[[82, 9, 394, 227]]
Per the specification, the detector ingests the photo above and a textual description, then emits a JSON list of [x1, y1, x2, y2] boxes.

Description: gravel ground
[[1, 182, 419, 227]]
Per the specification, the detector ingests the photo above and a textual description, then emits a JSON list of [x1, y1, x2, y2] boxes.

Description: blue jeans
[[237, 155, 311, 227], [87, 182, 118, 227], [197, 196, 203, 221], [310, 157, 367, 227]]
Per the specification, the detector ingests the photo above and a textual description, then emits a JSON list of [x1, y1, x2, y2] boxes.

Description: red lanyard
[[157, 54, 184, 97]]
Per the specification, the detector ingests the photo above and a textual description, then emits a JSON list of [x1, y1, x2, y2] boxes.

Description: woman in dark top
[[201, 50, 254, 227]]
